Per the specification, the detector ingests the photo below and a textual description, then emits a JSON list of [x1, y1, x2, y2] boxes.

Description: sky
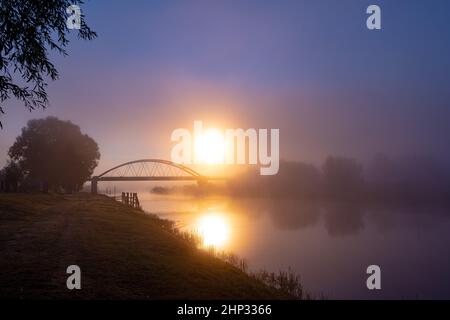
[[1, 0, 450, 174]]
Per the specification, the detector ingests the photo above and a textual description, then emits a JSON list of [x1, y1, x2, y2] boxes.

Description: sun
[[197, 214, 230, 248], [195, 128, 225, 164]]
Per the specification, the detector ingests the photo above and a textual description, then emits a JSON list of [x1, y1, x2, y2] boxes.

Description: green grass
[[0, 193, 288, 299]]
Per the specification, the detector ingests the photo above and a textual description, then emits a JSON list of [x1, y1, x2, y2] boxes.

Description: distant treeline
[[152, 155, 450, 204]]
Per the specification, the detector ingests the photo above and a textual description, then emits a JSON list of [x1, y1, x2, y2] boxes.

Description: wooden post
[[119, 192, 140, 209]]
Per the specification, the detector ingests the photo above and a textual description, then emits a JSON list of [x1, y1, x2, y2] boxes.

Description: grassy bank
[[0, 193, 287, 299]]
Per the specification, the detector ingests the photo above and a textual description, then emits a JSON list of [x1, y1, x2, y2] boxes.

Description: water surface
[[139, 193, 450, 299]]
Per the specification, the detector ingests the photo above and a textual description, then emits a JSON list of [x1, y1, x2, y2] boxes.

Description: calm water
[[138, 193, 450, 299]]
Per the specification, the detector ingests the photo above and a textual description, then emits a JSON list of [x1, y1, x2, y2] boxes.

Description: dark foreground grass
[[0, 193, 289, 299]]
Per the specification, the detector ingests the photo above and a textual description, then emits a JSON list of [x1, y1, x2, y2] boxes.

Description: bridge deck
[[89, 176, 225, 181]]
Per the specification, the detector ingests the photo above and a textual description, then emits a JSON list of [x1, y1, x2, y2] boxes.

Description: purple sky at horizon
[[1, 0, 450, 174]]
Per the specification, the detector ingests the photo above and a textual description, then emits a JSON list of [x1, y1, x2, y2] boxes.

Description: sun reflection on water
[[196, 213, 230, 249]]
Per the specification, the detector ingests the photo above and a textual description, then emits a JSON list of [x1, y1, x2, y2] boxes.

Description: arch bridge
[[90, 159, 222, 193]]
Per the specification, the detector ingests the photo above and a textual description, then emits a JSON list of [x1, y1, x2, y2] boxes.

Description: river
[[131, 191, 450, 299]]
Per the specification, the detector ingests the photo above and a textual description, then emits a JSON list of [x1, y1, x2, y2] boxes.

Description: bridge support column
[[91, 177, 98, 194]]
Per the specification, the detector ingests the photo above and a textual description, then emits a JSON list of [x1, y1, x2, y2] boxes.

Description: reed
[[170, 227, 319, 300]]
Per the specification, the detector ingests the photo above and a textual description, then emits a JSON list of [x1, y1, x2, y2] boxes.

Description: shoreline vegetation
[[173, 229, 317, 300], [0, 192, 312, 299]]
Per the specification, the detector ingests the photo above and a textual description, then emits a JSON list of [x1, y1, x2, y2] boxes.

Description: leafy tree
[[8, 117, 100, 192], [0, 160, 23, 192], [0, 0, 96, 128]]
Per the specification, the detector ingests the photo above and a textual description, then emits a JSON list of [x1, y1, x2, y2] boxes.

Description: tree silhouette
[[322, 156, 364, 199], [8, 117, 100, 192], [0, 0, 96, 128], [0, 160, 23, 192]]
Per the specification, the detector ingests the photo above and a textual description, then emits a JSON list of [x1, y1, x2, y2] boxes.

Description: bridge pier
[[91, 177, 98, 194]]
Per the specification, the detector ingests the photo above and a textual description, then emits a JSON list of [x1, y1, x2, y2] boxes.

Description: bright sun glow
[[197, 214, 230, 248], [195, 129, 225, 164]]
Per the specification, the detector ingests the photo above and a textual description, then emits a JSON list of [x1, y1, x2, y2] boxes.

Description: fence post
[[119, 192, 140, 209]]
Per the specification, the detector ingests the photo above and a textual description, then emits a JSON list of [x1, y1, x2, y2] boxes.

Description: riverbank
[[0, 193, 287, 299]]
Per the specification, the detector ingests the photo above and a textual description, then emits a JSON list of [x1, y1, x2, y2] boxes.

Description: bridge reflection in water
[[89, 159, 224, 194]]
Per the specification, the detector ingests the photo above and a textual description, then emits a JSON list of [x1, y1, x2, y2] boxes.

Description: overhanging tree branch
[[0, 0, 96, 128]]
